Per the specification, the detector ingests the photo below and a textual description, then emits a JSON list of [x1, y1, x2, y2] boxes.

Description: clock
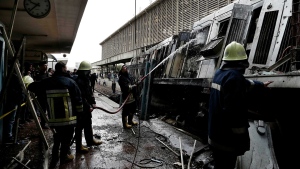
[[23, 0, 51, 19]]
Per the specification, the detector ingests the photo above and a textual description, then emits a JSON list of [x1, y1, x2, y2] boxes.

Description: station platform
[[0, 90, 211, 169]]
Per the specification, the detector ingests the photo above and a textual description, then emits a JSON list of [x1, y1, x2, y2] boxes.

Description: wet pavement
[[53, 92, 211, 168], [0, 79, 212, 169], [0, 77, 286, 169]]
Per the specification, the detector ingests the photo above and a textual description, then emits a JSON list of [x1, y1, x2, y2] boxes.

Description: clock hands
[[28, 0, 38, 6], [27, 0, 40, 12], [29, 3, 40, 12]]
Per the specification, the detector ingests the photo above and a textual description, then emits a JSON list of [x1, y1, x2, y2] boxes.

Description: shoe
[[60, 154, 74, 165], [92, 138, 102, 145], [87, 138, 102, 147], [128, 114, 138, 126], [123, 123, 132, 129], [76, 145, 89, 153], [122, 116, 132, 129], [129, 120, 138, 125]]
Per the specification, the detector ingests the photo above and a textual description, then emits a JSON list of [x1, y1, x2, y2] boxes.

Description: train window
[[218, 19, 229, 37], [190, 26, 210, 47], [247, 7, 262, 43], [191, 26, 210, 39]]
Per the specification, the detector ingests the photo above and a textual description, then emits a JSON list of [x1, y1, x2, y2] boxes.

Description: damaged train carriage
[[131, 0, 296, 168]]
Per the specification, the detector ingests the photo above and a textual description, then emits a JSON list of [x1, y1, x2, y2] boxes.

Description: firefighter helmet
[[222, 41, 247, 61], [78, 60, 92, 70], [23, 75, 34, 88]]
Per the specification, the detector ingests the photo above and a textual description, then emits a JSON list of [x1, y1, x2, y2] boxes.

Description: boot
[[128, 113, 138, 125], [122, 116, 132, 129], [76, 145, 89, 153], [91, 138, 102, 146], [60, 154, 74, 165], [75, 128, 89, 153], [85, 125, 102, 146]]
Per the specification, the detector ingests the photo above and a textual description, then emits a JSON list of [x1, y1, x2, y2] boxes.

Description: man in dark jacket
[[28, 61, 83, 167], [2, 62, 23, 143], [73, 61, 102, 154], [208, 41, 272, 169], [118, 65, 138, 129], [89, 72, 97, 92], [34, 61, 50, 129]]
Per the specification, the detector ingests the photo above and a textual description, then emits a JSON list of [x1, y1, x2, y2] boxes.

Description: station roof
[[0, 0, 87, 55]]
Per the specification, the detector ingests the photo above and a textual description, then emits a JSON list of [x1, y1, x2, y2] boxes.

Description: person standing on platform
[[73, 60, 102, 153], [48, 68, 54, 77], [19, 62, 34, 124], [112, 77, 116, 94], [118, 65, 138, 129], [208, 41, 273, 169], [89, 72, 97, 92], [35, 61, 50, 129], [28, 61, 83, 166], [2, 61, 23, 143]]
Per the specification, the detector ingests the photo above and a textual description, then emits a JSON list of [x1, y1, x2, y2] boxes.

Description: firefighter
[[28, 61, 83, 167], [73, 60, 102, 153], [118, 64, 138, 129], [208, 41, 272, 169]]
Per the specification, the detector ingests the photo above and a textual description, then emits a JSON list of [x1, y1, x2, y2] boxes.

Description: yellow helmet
[[222, 41, 247, 61], [78, 60, 92, 70], [23, 75, 34, 88]]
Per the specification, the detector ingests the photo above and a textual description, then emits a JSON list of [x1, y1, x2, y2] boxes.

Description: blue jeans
[[4, 103, 18, 139]]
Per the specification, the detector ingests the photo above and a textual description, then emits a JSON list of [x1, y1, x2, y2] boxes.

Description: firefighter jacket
[[73, 74, 96, 118], [28, 72, 83, 127], [35, 71, 50, 81], [118, 71, 136, 104], [208, 68, 264, 156]]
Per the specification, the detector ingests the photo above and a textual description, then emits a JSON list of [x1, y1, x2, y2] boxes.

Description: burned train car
[[131, 0, 296, 168]]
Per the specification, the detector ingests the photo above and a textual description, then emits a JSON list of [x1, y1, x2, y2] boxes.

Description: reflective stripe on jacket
[[208, 69, 264, 155], [46, 89, 80, 126], [28, 72, 83, 127]]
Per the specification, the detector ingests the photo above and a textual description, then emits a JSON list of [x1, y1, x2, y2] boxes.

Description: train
[[127, 0, 297, 168]]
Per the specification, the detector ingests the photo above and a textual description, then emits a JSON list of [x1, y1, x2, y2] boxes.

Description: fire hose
[[91, 45, 179, 113], [94, 77, 145, 114], [93, 94, 129, 114]]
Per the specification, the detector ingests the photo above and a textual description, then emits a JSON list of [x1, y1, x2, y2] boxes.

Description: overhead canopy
[[46, 54, 57, 62], [0, 0, 88, 56]]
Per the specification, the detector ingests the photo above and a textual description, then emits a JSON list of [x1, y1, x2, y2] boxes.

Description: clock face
[[23, 0, 51, 19]]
